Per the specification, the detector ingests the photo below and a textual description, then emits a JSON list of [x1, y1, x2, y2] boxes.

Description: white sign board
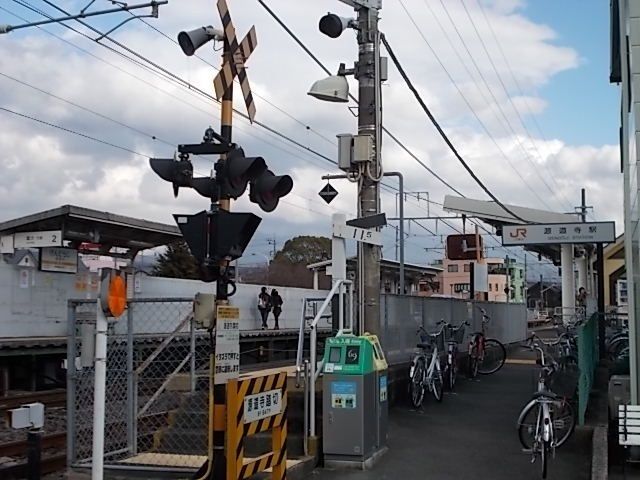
[[214, 306, 240, 385], [14, 230, 63, 248], [40, 247, 78, 273], [502, 222, 615, 246], [473, 262, 488, 293], [0, 235, 14, 254], [244, 389, 282, 423], [333, 224, 382, 246]]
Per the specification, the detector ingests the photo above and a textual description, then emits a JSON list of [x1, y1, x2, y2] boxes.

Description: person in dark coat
[[258, 286, 271, 330], [271, 289, 283, 330]]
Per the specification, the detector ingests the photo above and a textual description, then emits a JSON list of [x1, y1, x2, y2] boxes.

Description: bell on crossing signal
[[249, 170, 293, 212], [149, 157, 193, 197], [219, 147, 267, 198]]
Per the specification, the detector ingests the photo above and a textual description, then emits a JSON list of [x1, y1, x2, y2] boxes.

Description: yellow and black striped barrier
[[226, 372, 287, 480]]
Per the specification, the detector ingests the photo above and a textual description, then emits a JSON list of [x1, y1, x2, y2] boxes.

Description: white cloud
[[0, 0, 619, 269]]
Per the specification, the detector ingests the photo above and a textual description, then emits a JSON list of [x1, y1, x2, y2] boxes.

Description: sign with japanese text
[[14, 230, 63, 249], [214, 305, 240, 385], [502, 222, 615, 246], [243, 389, 282, 423], [39, 247, 78, 273]]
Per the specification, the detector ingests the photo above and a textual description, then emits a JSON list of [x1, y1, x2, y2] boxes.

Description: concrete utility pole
[[357, 4, 383, 335]]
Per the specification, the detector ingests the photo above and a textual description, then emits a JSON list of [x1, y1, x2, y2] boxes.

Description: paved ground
[[312, 363, 592, 480]]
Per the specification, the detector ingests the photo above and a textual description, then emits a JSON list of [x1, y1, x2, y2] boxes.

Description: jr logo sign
[[509, 228, 527, 240]]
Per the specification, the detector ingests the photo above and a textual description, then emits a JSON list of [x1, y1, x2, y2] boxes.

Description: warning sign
[[214, 305, 240, 385], [244, 389, 282, 423]]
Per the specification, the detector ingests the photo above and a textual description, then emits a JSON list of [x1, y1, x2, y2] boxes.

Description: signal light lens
[[249, 170, 293, 212]]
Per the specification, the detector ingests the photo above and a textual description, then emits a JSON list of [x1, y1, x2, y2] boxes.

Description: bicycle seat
[[532, 391, 559, 400], [416, 342, 433, 351]]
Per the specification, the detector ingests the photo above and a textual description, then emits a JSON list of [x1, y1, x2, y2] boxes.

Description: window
[[495, 283, 498, 291], [448, 264, 459, 273], [463, 263, 471, 273], [489, 283, 492, 292], [453, 283, 470, 293]]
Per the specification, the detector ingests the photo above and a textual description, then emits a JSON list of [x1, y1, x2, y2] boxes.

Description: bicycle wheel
[[409, 357, 426, 408], [448, 355, 457, 390], [431, 363, 444, 402], [518, 401, 541, 450], [541, 440, 548, 479], [478, 338, 506, 375], [467, 345, 479, 379], [552, 398, 576, 447]]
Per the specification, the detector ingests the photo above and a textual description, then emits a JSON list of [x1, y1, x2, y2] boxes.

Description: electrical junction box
[[9, 402, 44, 429], [353, 135, 374, 163], [609, 375, 631, 420], [194, 292, 216, 329], [337, 134, 353, 171]]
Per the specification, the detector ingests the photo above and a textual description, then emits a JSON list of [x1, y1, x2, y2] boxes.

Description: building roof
[[442, 195, 581, 265], [307, 257, 442, 276], [0, 205, 181, 258]]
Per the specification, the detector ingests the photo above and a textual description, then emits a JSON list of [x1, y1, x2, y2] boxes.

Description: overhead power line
[[380, 34, 526, 223]]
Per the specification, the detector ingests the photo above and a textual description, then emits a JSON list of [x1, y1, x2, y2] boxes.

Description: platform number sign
[[213, 0, 258, 122]]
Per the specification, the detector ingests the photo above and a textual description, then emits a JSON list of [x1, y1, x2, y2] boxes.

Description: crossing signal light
[[149, 157, 193, 198], [249, 170, 293, 212], [174, 210, 261, 282], [219, 147, 267, 198]]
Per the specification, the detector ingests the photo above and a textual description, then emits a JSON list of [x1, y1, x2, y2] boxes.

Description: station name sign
[[502, 222, 616, 246]]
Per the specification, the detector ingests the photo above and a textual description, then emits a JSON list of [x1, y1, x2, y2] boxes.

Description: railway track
[[0, 431, 66, 479], [0, 389, 66, 413]]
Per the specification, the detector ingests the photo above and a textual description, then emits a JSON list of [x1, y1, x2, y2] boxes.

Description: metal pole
[[126, 306, 136, 454], [561, 244, 575, 325], [66, 302, 76, 467], [597, 243, 606, 358], [91, 300, 108, 480], [357, 4, 382, 336], [384, 172, 404, 295], [310, 325, 317, 437], [27, 430, 42, 480], [190, 315, 196, 393]]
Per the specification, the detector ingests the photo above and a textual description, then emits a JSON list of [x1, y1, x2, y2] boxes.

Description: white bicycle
[[408, 324, 445, 408]]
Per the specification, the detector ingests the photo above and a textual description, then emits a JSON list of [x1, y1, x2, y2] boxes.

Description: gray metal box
[[353, 135, 374, 163], [323, 372, 377, 461], [609, 375, 631, 419], [337, 134, 353, 171]]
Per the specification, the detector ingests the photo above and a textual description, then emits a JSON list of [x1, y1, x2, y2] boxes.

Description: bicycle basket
[[451, 324, 466, 344]]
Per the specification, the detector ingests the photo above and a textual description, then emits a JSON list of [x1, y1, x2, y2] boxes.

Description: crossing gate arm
[[227, 372, 287, 479]]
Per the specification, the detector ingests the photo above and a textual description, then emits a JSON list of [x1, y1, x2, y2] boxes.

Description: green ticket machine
[[322, 333, 388, 468]]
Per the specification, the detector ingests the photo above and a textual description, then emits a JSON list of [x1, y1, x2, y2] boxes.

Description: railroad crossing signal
[[213, 0, 257, 122], [319, 182, 338, 204]]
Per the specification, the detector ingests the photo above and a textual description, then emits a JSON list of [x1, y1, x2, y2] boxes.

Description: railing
[[295, 279, 353, 444], [577, 312, 599, 425]]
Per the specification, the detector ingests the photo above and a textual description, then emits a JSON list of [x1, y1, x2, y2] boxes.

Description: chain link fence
[[67, 298, 212, 471]]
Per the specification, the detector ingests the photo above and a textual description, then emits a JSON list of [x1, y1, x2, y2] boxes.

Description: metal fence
[[577, 312, 599, 425], [67, 298, 211, 471], [380, 295, 527, 365]]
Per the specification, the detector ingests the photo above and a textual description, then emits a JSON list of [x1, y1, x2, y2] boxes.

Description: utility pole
[[357, 3, 382, 336]]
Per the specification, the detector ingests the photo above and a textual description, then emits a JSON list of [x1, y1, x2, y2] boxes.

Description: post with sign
[[92, 268, 126, 480]]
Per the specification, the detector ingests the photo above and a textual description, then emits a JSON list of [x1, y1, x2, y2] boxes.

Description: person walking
[[258, 287, 271, 330], [271, 289, 283, 330]]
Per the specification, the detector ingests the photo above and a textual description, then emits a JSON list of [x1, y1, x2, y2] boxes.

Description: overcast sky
[[0, 0, 621, 279]]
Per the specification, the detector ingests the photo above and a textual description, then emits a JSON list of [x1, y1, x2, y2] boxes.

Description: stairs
[[152, 376, 322, 461]]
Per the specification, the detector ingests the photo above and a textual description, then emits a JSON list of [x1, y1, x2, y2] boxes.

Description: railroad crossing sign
[[213, 0, 257, 122], [319, 182, 338, 204]]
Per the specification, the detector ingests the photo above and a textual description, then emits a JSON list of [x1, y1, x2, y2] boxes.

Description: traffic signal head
[[249, 170, 293, 212], [219, 148, 267, 198], [149, 157, 193, 197], [174, 210, 262, 282]]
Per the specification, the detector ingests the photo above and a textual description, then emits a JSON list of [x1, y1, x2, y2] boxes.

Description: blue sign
[[331, 381, 356, 395]]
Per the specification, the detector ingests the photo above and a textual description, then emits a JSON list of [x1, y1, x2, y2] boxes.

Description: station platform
[[313, 363, 592, 480]]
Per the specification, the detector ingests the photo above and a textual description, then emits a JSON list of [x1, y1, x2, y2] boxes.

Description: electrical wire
[[380, 34, 526, 223]]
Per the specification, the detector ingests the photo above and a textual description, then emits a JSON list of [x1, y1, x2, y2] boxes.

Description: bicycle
[[442, 321, 469, 390], [517, 341, 576, 479], [467, 307, 506, 378], [408, 324, 445, 408]]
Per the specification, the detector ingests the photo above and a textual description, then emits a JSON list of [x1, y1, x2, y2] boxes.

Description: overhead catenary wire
[[380, 33, 526, 223]]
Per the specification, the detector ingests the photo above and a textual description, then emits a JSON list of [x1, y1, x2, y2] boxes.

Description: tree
[[273, 236, 331, 265], [152, 240, 201, 280]]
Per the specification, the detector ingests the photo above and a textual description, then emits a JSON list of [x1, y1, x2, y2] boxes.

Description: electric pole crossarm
[[0, 1, 167, 34]]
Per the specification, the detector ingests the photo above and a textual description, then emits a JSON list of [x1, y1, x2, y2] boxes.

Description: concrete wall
[[0, 261, 329, 338]]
